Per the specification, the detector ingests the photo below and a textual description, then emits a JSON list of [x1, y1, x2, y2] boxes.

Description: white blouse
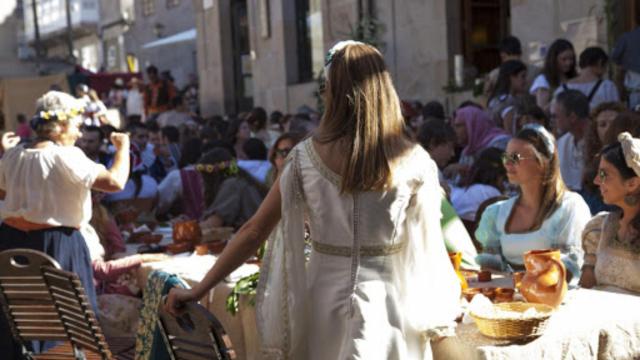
[[0, 144, 105, 228], [529, 74, 551, 94], [553, 79, 620, 109]]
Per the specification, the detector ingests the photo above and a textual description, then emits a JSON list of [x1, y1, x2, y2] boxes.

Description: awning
[[142, 28, 196, 49]]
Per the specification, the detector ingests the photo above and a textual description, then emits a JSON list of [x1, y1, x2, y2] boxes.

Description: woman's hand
[[165, 287, 199, 316], [1, 132, 20, 152], [110, 132, 130, 151], [579, 266, 596, 288]]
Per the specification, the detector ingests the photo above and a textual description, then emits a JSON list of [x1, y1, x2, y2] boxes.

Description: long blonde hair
[[316, 42, 411, 193], [515, 128, 566, 229]]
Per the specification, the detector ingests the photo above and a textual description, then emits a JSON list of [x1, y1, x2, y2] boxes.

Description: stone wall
[[0, 13, 35, 78], [196, 0, 616, 117], [376, 0, 449, 103], [511, 0, 608, 65], [246, 0, 297, 113], [126, 0, 196, 87]]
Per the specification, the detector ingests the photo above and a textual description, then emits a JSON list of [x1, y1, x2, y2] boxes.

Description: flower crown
[[195, 160, 239, 177], [30, 107, 84, 130]]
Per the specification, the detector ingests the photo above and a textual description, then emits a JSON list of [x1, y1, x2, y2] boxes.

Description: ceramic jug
[[518, 249, 567, 308], [448, 252, 468, 291]]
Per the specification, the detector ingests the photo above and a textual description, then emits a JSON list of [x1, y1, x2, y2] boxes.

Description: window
[[166, 0, 180, 9], [460, 0, 510, 75], [142, 0, 155, 16], [295, 0, 324, 83]]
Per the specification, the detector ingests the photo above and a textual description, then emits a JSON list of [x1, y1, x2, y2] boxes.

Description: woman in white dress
[[166, 41, 461, 359]]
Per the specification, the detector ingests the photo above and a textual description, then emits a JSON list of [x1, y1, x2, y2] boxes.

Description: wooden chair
[[0, 249, 112, 360], [157, 297, 236, 360]]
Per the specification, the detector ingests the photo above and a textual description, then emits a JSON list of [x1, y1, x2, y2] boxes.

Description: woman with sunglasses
[[167, 41, 461, 359], [580, 133, 640, 293], [266, 132, 303, 187], [475, 124, 590, 281]]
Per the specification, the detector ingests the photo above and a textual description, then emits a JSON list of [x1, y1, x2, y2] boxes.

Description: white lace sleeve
[[396, 157, 461, 339], [256, 148, 308, 359]]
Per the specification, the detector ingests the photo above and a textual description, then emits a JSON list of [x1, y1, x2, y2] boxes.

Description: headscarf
[[618, 132, 640, 177], [456, 106, 509, 156]]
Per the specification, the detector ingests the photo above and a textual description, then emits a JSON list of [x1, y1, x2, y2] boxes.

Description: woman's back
[[0, 144, 105, 227], [279, 138, 460, 359], [302, 138, 422, 249]]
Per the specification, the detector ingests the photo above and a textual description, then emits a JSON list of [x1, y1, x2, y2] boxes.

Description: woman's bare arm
[[166, 177, 283, 313], [93, 133, 130, 192]]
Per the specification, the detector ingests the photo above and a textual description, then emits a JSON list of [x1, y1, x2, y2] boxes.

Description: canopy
[[142, 28, 197, 50]]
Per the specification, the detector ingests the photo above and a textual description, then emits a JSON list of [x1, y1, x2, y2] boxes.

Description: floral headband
[[618, 132, 640, 177], [195, 160, 239, 177], [324, 40, 365, 74], [522, 123, 555, 156], [30, 107, 84, 130]]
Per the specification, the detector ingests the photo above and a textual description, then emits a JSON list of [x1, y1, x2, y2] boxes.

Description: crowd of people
[[0, 29, 639, 358]]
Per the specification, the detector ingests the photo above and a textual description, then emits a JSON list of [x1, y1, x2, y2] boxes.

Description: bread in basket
[[470, 302, 554, 340]]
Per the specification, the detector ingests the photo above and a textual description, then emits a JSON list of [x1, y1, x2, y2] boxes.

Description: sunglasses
[[501, 152, 535, 166], [275, 147, 292, 158], [598, 169, 608, 183]]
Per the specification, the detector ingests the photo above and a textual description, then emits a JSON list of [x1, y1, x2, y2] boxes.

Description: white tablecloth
[[434, 288, 640, 360], [127, 228, 261, 360]]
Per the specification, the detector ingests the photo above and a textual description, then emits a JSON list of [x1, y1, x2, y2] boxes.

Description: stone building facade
[[125, 0, 197, 87], [196, 0, 639, 118]]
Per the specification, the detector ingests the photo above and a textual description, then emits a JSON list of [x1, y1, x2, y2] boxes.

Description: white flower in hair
[[617, 132, 640, 177], [324, 40, 366, 73]]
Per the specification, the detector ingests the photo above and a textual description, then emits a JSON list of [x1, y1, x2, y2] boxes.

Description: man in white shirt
[[126, 78, 145, 122], [553, 89, 590, 191]]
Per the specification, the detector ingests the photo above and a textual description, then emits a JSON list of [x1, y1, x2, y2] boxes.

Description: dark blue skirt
[[0, 223, 98, 359]]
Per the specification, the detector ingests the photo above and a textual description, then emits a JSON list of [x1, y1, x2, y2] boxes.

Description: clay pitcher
[[519, 249, 567, 308], [448, 252, 468, 291]]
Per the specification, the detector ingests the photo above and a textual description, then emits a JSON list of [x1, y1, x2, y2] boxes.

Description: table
[[433, 283, 640, 359], [125, 228, 261, 360]]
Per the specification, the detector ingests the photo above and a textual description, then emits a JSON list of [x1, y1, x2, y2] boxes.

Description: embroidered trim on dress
[[311, 240, 407, 257], [348, 194, 361, 317], [304, 138, 341, 186]]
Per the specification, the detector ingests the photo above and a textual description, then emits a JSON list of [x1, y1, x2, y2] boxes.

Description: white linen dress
[[257, 138, 461, 359]]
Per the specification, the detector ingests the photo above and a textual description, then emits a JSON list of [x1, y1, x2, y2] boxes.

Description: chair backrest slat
[[42, 267, 112, 359], [157, 299, 236, 360], [0, 249, 113, 360]]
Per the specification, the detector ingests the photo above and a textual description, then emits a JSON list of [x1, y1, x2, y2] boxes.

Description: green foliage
[[225, 271, 260, 316], [349, 16, 385, 50]]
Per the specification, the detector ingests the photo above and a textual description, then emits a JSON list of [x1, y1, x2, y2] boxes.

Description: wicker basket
[[470, 302, 554, 340]]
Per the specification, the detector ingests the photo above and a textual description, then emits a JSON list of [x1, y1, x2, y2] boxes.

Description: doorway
[[230, 0, 253, 113], [460, 0, 510, 76]]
